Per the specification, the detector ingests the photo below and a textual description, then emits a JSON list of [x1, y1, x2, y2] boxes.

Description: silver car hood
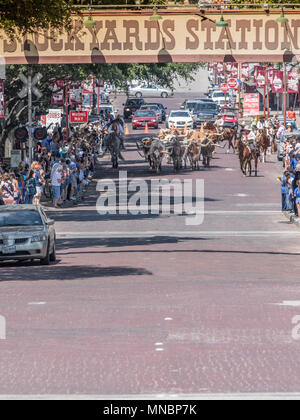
[[0, 226, 45, 235]]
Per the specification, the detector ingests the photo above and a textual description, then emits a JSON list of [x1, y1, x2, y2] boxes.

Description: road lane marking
[[28, 302, 46, 305], [273, 301, 300, 307]]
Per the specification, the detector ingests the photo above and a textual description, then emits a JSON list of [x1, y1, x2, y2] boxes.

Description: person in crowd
[[287, 106, 296, 121], [24, 170, 37, 204], [0, 172, 16, 205], [51, 163, 63, 208]]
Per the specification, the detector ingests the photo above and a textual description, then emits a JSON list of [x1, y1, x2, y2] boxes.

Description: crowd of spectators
[[279, 118, 300, 218], [0, 121, 106, 208]]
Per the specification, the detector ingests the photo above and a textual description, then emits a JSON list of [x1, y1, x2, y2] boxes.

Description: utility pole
[[18, 69, 42, 165], [28, 67, 33, 164]]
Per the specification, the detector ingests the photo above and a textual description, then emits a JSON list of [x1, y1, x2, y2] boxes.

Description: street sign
[[70, 110, 88, 124], [220, 83, 228, 93], [46, 109, 62, 128], [18, 72, 43, 99], [228, 78, 238, 90]]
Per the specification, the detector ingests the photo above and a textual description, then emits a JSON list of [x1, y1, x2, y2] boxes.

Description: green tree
[[0, 0, 78, 37]]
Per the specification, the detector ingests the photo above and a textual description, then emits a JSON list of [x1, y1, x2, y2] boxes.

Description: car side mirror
[[180, 105, 184, 109], [165, 107, 167, 110], [47, 219, 55, 226]]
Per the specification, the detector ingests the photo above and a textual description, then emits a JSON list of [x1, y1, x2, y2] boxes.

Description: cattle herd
[[135, 122, 237, 174]]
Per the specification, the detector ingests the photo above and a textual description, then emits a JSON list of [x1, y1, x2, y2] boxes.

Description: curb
[[283, 211, 300, 228]]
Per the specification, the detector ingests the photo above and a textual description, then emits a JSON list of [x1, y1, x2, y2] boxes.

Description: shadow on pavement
[[0, 264, 152, 281]]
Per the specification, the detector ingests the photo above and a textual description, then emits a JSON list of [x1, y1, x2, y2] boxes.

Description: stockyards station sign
[[2, 9, 300, 64]]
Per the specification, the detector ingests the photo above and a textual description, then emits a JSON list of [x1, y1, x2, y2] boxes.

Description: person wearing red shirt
[[287, 107, 296, 120]]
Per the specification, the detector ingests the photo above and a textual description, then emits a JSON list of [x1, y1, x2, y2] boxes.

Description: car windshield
[[170, 111, 190, 118], [0, 211, 43, 227], [126, 100, 139, 106], [135, 111, 155, 117], [194, 103, 218, 112], [185, 102, 198, 110], [213, 92, 225, 98], [99, 106, 113, 112], [141, 105, 158, 110]]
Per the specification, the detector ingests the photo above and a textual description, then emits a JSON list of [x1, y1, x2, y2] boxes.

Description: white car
[[211, 90, 236, 107], [129, 83, 173, 98], [167, 110, 195, 129]]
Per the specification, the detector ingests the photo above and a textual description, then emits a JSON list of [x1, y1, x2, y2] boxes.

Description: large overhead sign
[[1, 10, 300, 64]]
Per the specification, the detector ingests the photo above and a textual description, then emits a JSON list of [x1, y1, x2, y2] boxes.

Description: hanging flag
[[82, 78, 94, 95], [230, 63, 238, 78], [267, 67, 275, 85], [241, 63, 249, 79], [287, 68, 299, 93], [256, 68, 266, 88], [69, 83, 82, 105], [216, 62, 224, 74], [0, 80, 4, 119], [51, 80, 64, 106], [271, 70, 284, 93]]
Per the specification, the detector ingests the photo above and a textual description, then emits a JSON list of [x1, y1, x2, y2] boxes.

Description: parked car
[[167, 110, 195, 129], [0, 205, 56, 265], [129, 83, 173, 98], [123, 97, 145, 119], [191, 101, 219, 126], [132, 110, 159, 130], [140, 104, 163, 123], [146, 102, 167, 121]]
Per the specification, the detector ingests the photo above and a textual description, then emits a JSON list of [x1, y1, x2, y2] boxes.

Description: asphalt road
[[1, 123, 300, 397]]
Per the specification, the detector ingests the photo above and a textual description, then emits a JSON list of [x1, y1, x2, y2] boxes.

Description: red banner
[[0, 80, 4, 119], [82, 78, 94, 95], [69, 83, 82, 105], [255, 67, 266, 89], [241, 63, 249, 79], [271, 70, 284, 93], [216, 62, 224, 74], [226, 62, 238, 78], [70, 110, 88, 123], [267, 67, 275, 85], [51, 80, 64, 106], [288, 68, 299, 93]]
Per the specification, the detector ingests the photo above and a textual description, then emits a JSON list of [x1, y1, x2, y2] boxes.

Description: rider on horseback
[[244, 125, 257, 153]]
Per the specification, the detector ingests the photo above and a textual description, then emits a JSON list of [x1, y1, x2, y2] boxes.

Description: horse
[[102, 132, 122, 169], [237, 138, 259, 176], [221, 128, 237, 153], [257, 128, 270, 163]]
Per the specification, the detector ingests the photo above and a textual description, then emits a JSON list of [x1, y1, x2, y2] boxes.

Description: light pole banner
[[1, 10, 300, 64], [288, 68, 299, 93]]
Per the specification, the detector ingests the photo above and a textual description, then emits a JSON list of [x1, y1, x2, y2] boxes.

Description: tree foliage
[[0, 0, 77, 37]]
